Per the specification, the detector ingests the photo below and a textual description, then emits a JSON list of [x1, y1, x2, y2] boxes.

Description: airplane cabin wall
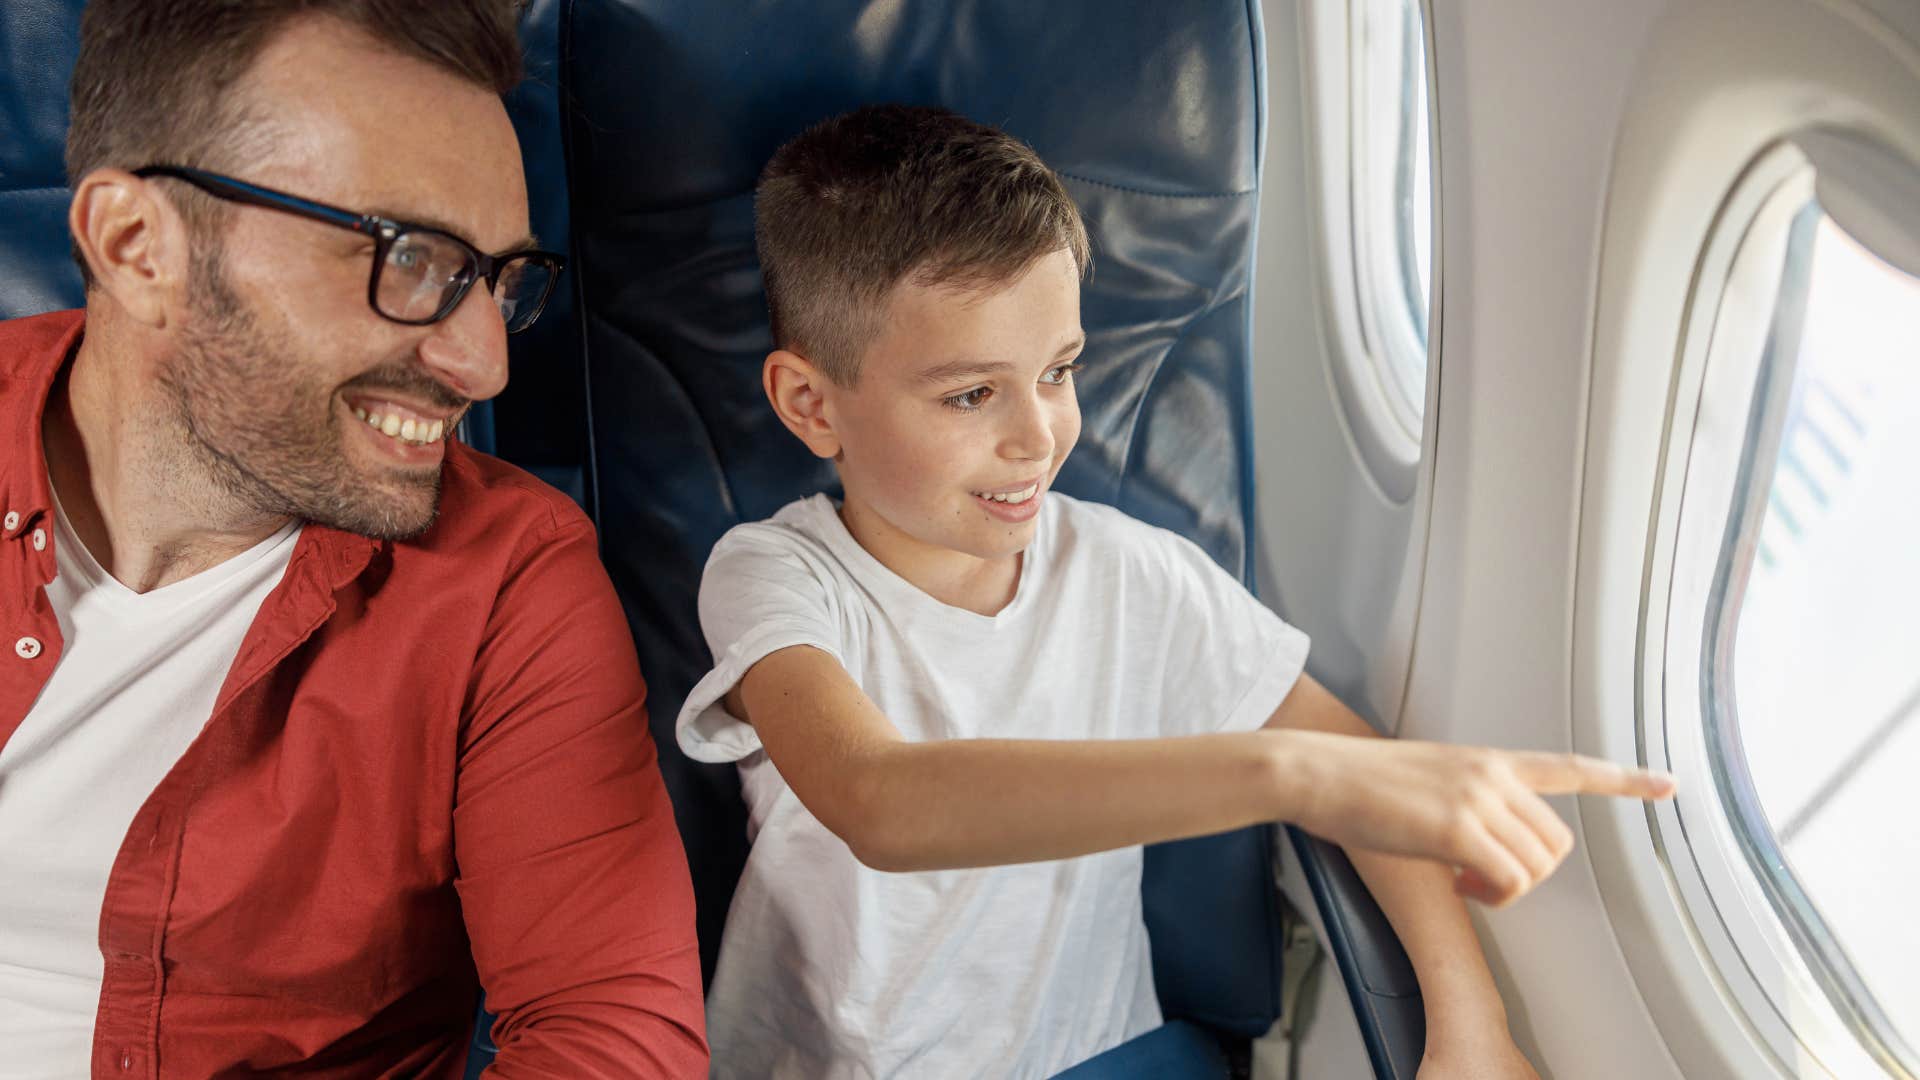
[[1401, 0, 1689, 1075], [1250, 0, 1432, 737], [1251, 0, 1920, 1076], [1251, 0, 1689, 1072]]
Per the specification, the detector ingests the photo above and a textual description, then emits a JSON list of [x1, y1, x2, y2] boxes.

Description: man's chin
[[304, 480, 442, 541]]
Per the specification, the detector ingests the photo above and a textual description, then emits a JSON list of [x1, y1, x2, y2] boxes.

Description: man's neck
[[46, 331, 295, 594]]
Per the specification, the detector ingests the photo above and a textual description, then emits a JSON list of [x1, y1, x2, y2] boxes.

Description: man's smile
[[343, 397, 451, 462]]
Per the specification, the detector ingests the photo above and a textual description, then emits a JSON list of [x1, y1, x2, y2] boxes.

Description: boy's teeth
[[980, 484, 1040, 504], [353, 406, 446, 447]]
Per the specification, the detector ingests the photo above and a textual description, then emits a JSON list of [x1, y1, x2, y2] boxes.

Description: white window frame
[[1568, 4, 1920, 1079], [1300, 0, 1436, 503], [1641, 142, 1915, 1079]]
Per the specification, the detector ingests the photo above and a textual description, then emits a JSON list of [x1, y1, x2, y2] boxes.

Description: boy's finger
[[1510, 751, 1676, 800], [1483, 799, 1563, 882], [1453, 864, 1523, 907], [1453, 818, 1532, 907], [1507, 788, 1577, 861], [1453, 867, 1499, 904]]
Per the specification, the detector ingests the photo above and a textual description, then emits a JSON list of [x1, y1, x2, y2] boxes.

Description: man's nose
[[415, 282, 510, 403]]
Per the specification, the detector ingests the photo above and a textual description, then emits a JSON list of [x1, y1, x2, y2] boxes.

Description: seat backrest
[[0, 2, 85, 320], [541, 0, 1287, 1036], [0, 0, 1292, 1044]]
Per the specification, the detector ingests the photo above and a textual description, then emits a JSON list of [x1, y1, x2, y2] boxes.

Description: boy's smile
[[969, 479, 1044, 522], [766, 247, 1085, 613]]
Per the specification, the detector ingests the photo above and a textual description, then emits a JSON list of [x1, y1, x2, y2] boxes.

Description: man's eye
[[943, 387, 992, 411]]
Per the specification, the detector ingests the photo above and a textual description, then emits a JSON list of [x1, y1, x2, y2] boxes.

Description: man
[[0, 2, 706, 1076]]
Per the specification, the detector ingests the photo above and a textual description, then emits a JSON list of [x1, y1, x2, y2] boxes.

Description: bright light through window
[[1728, 210, 1920, 1052], [1351, 0, 1432, 434]]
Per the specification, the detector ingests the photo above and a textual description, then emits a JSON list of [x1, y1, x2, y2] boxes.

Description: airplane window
[[1711, 203, 1920, 1062], [1348, 0, 1431, 437], [1666, 168, 1920, 1068]]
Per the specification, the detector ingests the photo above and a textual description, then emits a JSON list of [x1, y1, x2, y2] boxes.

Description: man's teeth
[[352, 406, 445, 447], [977, 484, 1040, 505]]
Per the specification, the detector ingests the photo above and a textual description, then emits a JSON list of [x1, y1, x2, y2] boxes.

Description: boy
[[676, 105, 1672, 1078]]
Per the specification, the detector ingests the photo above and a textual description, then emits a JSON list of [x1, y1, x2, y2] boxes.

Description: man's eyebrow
[[369, 206, 539, 254]]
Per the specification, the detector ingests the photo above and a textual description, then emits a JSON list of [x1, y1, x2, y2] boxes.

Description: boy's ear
[[763, 348, 843, 460]]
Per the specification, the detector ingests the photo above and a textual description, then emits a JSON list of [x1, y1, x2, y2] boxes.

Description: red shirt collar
[[0, 308, 380, 592], [0, 309, 74, 544]]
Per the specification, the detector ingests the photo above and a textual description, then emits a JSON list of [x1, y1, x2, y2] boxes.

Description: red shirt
[[0, 310, 708, 1078]]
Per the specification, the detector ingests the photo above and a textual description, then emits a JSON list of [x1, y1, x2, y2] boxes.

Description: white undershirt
[[0, 493, 300, 1077]]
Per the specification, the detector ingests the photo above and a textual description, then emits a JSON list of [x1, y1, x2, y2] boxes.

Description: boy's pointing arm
[[726, 644, 1672, 903], [1261, 674, 1567, 1078]]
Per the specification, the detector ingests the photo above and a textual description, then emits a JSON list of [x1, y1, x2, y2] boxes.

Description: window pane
[[1352, 0, 1433, 431], [1730, 212, 1920, 1046]]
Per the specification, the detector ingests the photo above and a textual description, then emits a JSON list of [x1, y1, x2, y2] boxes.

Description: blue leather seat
[[485, 1, 1426, 1075], [0, 3, 85, 317], [1, 2, 1424, 1075]]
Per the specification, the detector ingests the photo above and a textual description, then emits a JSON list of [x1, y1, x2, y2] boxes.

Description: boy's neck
[[837, 497, 1023, 617]]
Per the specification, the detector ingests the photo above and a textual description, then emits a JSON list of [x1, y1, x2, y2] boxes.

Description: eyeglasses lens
[[377, 231, 474, 324], [493, 257, 555, 333]]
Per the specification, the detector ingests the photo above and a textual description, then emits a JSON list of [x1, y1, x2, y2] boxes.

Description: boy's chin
[[950, 520, 1039, 560]]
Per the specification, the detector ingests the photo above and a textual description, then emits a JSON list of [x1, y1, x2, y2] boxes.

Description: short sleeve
[[1142, 526, 1310, 737], [676, 527, 847, 763]]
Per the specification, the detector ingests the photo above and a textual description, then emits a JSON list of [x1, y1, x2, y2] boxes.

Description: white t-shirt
[[0, 495, 301, 1076], [677, 493, 1309, 1079]]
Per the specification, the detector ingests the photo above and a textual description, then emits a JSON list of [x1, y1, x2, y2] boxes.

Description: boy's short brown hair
[[754, 105, 1091, 385], [66, 0, 524, 286]]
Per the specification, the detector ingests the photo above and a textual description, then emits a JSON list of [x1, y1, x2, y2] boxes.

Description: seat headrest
[[0, 1, 86, 320]]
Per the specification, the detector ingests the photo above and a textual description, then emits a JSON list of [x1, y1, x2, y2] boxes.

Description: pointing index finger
[[1511, 751, 1676, 800]]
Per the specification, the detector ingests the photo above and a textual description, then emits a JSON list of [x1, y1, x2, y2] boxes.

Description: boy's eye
[[1041, 362, 1084, 386], [943, 386, 992, 411]]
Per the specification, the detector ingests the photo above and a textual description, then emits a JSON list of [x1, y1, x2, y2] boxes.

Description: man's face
[[824, 248, 1085, 568], [159, 16, 531, 539]]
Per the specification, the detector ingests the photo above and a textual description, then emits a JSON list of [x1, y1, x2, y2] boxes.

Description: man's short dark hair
[[755, 104, 1092, 385], [66, 0, 525, 287]]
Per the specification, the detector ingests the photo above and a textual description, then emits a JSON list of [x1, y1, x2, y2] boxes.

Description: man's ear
[[69, 168, 186, 327], [764, 348, 844, 460]]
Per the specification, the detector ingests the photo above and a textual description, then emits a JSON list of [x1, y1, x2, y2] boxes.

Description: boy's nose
[[997, 392, 1057, 463]]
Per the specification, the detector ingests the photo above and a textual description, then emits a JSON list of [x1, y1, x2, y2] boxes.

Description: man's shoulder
[[424, 440, 596, 557], [0, 309, 84, 379]]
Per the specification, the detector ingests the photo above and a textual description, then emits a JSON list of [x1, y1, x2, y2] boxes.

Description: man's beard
[[156, 243, 458, 541]]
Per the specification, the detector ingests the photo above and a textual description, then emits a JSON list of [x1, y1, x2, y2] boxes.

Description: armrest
[[1285, 826, 1425, 1080]]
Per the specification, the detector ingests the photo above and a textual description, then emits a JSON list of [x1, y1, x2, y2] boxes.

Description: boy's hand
[[1273, 728, 1675, 906]]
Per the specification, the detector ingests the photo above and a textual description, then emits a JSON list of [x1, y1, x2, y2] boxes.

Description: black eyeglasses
[[132, 165, 565, 334]]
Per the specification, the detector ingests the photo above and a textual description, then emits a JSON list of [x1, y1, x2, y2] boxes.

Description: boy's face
[[812, 248, 1085, 568]]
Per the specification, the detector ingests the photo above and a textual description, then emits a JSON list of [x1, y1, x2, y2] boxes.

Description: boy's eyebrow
[[914, 337, 1087, 386], [915, 359, 1014, 385]]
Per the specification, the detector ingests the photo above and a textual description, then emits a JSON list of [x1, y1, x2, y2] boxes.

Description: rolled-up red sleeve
[[452, 509, 707, 1077]]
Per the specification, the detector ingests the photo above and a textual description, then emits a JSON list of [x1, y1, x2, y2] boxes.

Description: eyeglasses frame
[[129, 164, 566, 334]]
